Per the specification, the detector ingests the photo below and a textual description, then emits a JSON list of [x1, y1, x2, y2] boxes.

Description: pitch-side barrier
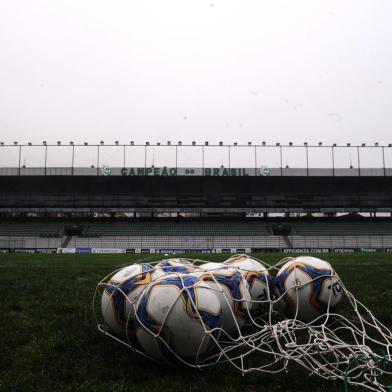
[[1, 247, 392, 254]]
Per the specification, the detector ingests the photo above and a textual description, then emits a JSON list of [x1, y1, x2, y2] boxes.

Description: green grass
[[0, 253, 391, 392]]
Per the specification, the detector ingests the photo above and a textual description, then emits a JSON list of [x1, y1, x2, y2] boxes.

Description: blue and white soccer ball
[[223, 255, 272, 317], [155, 258, 195, 274], [275, 256, 343, 322], [192, 262, 252, 335], [134, 274, 223, 365], [101, 263, 164, 338]]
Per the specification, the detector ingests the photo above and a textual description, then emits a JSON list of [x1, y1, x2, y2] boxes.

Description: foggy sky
[[0, 0, 391, 146]]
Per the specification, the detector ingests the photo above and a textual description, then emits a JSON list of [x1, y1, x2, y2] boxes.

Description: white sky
[[0, 0, 391, 150]]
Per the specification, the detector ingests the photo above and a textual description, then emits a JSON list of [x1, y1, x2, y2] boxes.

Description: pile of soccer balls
[[97, 254, 343, 366]]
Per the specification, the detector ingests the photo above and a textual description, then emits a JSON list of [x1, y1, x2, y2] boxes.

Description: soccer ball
[[275, 256, 343, 322], [101, 263, 164, 338], [192, 262, 252, 335], [135, 274, 223, 365], [155, 258, 195, 274], [223, 255, 272, 317], [193, 261, 223, 273]]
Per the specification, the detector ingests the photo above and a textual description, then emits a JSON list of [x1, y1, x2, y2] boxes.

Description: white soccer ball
[[275, 256, 343, 322], [193, 261, 223, 273], [101, 263, 164, 338], [155, 258, 195, 274], [192, 262, 252, 335], [134, 274, 223, 365], [223, 255, 272, 316]]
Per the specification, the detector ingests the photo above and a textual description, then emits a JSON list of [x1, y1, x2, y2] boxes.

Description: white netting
[[93, 255, 392, 391]]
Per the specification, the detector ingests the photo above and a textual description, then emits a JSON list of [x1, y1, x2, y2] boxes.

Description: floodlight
[[130, 141, 134, 145], [167, 141, 171, 145], [178, 141, 182, 145], [115, 141, 119, 145], [14, 141, 18, 145], [43, 141, 47, 145], [70, 141, 74, 145], [347, 143, 351, 146], [362, 143, 366, 147], [289, 142, 293, 146], [146, 142, 150, 146], [205, 141, 209, 146], [248, 142, 252, 145], [84, 142, 88, 146], [219, 141, 223, 146], [57, 141, 61, 145], [192, 141, 196, 146], [100, 141, 104, 145], [28, 142, 32, 146], [262, 141, 266, 146], [318, 142, 322, 146]]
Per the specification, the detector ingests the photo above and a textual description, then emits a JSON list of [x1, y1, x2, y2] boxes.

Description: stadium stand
[[0, 221, 63, 236], [1, 148, 391, 253], [0, 217, 392, 251]]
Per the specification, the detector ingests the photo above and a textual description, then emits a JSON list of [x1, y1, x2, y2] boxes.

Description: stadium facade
[[0, 143, 391, 254]]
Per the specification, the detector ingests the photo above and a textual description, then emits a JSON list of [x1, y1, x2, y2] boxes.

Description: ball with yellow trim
[[134, 273, 223, 365], [223, 254, 272, 317], [155, 258, 195, 274], [101, 264, 164, 338], [275, 256, 342, 322], [192, 262, 252, 335]]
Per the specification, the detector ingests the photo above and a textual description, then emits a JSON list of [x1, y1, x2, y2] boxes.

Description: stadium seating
[[84, 220, 272, 236], [64, 234, 392, 249], [1, 218, 392, 250], [0, 221, 63, 236], [293, 220, 392, 236], [0, 235, 62, 248]]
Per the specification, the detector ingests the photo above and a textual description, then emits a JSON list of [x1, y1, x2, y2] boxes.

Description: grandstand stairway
[[283, 236, 293, 248], [61, 235, 73, 248]]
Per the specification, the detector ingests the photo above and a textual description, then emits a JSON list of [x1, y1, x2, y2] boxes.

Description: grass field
[[1, 252, 391, 392]]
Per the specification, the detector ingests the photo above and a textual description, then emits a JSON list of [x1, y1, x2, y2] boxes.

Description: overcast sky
[[0, 0, 391, 148]]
